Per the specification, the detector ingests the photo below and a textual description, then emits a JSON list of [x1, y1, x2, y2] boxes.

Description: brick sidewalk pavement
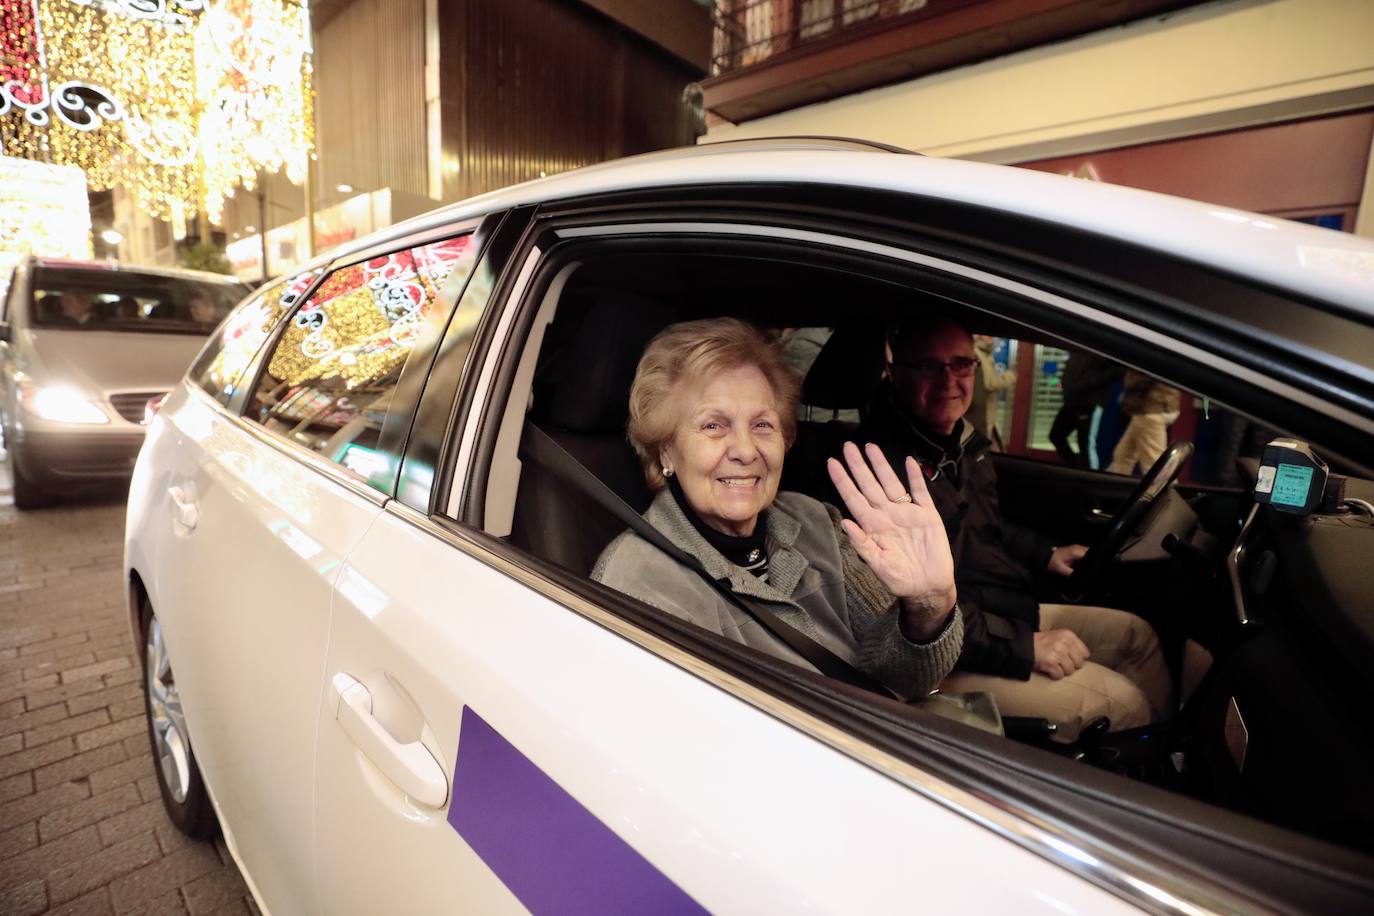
[[0, 464, 256, 915]]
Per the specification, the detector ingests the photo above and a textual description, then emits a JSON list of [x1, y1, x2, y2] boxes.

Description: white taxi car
[[125, 139, 1374, 914]]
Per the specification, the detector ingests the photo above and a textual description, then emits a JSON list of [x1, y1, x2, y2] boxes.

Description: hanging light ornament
[[0, 153, 93, 258], [196, 0, 313, 224], [0, 0, 311, 225]]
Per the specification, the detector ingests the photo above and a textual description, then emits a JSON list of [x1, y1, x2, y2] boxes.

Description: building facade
[[702, 0, 1374, 235], [215, 0, 709, 280]]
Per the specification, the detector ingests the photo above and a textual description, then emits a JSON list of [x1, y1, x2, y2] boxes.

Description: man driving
[[58, 290, 96, 325], [856, 318, 1172, 741], [188, 293, 218, 325]]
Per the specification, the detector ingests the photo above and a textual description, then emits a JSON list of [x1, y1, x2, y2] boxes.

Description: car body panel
[[128, 385, 384, 914], [315, 507, 1134, 915]]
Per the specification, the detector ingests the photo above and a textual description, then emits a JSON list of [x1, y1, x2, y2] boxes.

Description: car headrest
[[801, 323, 887, 410], [549, 290, 679, 433]]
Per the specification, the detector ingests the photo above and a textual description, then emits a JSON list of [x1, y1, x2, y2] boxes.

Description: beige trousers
[[941, 604, 1173, 742], [1108, 412, 1176, 475]]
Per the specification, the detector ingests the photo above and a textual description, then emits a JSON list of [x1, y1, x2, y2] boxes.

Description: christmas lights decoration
[[196, 0, 313, 223], [0, 153, 92, 257], [0, 0, 312, 225]]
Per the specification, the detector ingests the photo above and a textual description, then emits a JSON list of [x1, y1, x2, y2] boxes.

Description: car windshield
[[27, 266, 249, 334]]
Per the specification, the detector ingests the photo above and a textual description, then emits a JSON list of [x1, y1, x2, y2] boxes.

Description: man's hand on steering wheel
[[1047, 544, 1089, 577]]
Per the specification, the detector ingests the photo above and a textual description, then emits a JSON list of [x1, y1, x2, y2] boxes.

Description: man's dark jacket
[[856, 386, 1053, 679]]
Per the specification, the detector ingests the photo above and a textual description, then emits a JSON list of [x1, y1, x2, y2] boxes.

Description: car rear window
[[27, 266, 249, 334]]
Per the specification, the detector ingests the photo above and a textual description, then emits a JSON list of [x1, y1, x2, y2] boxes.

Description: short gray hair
[[627, 318, 799, 491]]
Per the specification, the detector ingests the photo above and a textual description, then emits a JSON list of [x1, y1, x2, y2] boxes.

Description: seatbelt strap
[[521, 421, 897, 698]]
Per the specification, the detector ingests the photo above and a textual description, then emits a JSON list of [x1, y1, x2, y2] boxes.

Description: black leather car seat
[[511, 290, 681, 575], [782, 323, 888, 501]]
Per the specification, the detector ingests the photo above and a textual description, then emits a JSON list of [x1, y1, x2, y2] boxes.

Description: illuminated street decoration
[[0, 154, 92, 257], [196, 0, 313, 223], [0, 0, 311, 224], [69, 0, 206, 28]]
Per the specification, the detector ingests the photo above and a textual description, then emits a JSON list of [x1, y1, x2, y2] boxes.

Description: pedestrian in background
[[968, 334, 1016, 449], [1108, 371, 1180, 474], [1049, 350, 1121, 468]]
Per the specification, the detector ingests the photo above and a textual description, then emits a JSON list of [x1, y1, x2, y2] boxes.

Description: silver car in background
[[0, 257, 250, 508]]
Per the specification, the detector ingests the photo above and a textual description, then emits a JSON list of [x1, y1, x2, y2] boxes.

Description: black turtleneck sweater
[[667, 477, 770, 581]]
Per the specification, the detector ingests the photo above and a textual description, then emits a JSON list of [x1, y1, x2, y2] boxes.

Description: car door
[[308, 212, 1139, 914], [140, 224, 483, 912]]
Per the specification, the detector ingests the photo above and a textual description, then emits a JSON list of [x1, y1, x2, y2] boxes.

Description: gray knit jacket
[[592, 489, 963, 700]]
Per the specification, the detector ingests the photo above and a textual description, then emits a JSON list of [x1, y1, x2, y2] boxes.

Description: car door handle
[[330, 673, 448, 808], [168, 485, 199, 530]]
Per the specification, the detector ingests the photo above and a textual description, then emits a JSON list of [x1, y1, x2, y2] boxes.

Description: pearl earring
[[662, 466, 674, 478]]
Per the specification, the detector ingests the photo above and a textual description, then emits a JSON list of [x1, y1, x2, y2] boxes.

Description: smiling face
[[659, 364, 785, 537], [891, 320, 975, 435]]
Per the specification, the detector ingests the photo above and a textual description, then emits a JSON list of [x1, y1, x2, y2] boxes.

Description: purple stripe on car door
[[448, 706, 707, 915]]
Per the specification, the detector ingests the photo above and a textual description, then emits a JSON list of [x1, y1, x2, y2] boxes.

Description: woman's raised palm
[[827, 442, 956, 615]]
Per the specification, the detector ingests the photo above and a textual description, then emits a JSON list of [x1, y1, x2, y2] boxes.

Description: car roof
[[30, 257, 249, 286], [310, 140, 1374, 317]]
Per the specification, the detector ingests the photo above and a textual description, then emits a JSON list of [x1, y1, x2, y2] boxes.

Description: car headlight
[[20, 385, 110, 425]]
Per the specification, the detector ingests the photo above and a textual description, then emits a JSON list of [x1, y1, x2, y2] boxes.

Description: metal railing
[[710, 0, 933, 75]]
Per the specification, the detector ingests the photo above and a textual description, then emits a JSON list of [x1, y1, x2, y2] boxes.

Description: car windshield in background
[[28, 267, 249, 334]]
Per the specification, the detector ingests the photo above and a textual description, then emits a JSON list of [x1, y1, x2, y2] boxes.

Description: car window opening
[[475, 243, 1374, 861]]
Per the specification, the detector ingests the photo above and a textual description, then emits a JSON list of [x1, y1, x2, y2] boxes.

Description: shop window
[[243, 234, 477, 494], [1026, 343, 1069, 452]]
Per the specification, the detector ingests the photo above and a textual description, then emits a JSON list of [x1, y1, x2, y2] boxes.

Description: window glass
[[28, 266, 249, 333], [188, 270, 319, 406], [244, 235, 476, 492], [982, 338, 1253, 485]]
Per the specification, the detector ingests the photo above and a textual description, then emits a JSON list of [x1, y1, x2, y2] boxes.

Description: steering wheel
[[1064, 440, 1194, 600]]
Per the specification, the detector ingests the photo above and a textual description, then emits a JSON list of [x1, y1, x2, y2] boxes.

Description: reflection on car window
[[244, 235, 476, 493], [189, 271, 318, 405], [27, 266, 248, 334]]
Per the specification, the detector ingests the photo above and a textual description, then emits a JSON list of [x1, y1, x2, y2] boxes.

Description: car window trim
[[444, 244, 541, 519], [396, 206, 535, 514]]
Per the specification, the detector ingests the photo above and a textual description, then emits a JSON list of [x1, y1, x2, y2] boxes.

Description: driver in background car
[[57, 290, 96, 325], [855, 318, 1172, 742], [188, 292, 218, 325]]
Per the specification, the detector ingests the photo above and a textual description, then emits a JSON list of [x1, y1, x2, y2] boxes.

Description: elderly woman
[[593, 318, 963, 700]]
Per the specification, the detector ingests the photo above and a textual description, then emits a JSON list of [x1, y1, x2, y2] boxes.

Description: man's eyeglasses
[[892, 356, 979, 379]]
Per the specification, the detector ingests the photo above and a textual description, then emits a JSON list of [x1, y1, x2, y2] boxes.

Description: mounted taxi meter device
[[1254, 439, 1327, 515]]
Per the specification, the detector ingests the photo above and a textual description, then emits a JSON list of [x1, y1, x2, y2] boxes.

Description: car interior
[[464, 242, 1374, 863]]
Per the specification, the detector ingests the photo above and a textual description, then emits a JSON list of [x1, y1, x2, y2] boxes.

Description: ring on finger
[[890, 493, 913, 504]]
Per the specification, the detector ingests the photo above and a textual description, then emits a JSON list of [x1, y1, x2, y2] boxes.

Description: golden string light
[[0, 0, 312, 225], [196, 0, 313, 224]]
